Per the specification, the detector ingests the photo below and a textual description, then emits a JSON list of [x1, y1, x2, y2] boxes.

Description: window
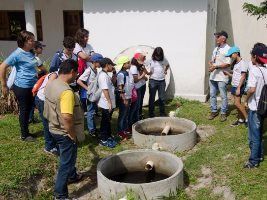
[[63, 11, 84, 37], [0, 10, 43, 41]]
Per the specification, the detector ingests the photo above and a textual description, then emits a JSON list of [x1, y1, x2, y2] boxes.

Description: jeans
[[137, 84, 146, 119], [209, 80, 228, 114], [12, 85, 34, 138], [248, 110, 264, 165], [128, 100, 138, 127], [149, 79, 166, 117], [35, 96, 57, 151], [100, 108, 113, 141], [118, 99, 131, 132], [87, 101, 97, 132], [51, 133, 78, 199]]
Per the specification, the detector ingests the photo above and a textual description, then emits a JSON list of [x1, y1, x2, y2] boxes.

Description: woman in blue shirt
[[0, 30, 39, 141]]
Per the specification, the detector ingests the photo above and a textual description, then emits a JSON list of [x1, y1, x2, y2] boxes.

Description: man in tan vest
[[44, 59, 84, 199]]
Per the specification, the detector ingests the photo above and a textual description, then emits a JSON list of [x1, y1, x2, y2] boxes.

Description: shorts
[[231, 86, 245, 97]]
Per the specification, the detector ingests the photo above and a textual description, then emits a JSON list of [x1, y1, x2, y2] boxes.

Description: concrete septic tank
[[133, 117, 197, 152], [97, 149, 184, 200]]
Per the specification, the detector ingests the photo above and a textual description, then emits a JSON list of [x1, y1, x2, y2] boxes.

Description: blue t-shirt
[[4, 48, 38, 88]]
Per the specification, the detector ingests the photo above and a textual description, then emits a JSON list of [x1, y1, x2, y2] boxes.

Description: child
[[29, 41, 46, 123], [224, 46, 248, 126], [116, 56, 132, 140], [146, 47, 169, 117], [98, 58, 117, 148], [77, 53, 103, 136], [244, 45, 267, 168], [129, 52, 148, 125], [49, 36, 77, 72]]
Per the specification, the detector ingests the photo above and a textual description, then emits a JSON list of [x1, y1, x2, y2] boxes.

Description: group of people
[[208, 30, 267, 169], [0, 29, 170, 199]]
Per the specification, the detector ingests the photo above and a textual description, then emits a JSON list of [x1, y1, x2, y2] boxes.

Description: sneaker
[[230, 119, 244, 127], [99, 139, 116, 148], [44, 148, 59, 156], [21, 136, 36, 142], [220, 114, 227, 122], [243, 161, 259, 169], [107, 137, 117, 146], [260, 157, 264, 162], [208, 112, 218, 120], [118, 131, 130, 140], [125, 128, 132, 135], [84, 112, 87, 116]]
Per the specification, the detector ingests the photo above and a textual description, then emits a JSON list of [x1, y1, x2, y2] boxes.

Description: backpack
[[256, 68, 267, 117], [115, 70, 127, 107], [32, 74, 48, 96], [87, 71, 102, 102]]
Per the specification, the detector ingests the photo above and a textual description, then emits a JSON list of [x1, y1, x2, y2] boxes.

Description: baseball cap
[[214, 31, 228, 39], [225, 46, 240, 57], [251, 46, 267, 64], [34, 41, 46, 49], [100, 57, 116, 68], [116, 56, 130, 70], [90, 53, 103, 62]]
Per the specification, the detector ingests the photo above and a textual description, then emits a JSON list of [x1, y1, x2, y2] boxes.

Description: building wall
[[83, 0, 209, 101], [205, 0, 218, 98], [0, 0, 82, 61], [217, 0, 267, 61]]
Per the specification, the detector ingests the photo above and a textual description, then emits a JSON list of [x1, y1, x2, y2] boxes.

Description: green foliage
[[243, 1, 267, 20]]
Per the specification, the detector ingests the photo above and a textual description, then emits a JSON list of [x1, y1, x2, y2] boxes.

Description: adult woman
[[73, 28, 94, 111], [0, 30, 39, 141]]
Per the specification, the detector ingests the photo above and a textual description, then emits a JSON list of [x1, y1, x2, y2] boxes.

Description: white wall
[[83, 0, 209, 101], [0, 0, 82, 61], [217, 0, 267, 61]]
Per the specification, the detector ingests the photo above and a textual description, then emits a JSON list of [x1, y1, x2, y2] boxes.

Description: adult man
[[44, 59, 84, 199], [208, 31, 231, 122]]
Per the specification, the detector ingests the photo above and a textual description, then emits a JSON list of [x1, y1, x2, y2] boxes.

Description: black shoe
[[230, 120, 244, 127], [68, 173, 84, 184], [21, 136, 36, 142], [160, 113, 167, 117], [208, 112, 218, 120], [243, 161, 259, 169]]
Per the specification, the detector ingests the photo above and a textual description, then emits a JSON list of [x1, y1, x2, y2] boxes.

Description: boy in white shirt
[[224, 46, 248, 126], [77, 53, 103, 137], [244, 45, 267, 168], [116, 56, 132, 140], [98, 58, 117, 148]]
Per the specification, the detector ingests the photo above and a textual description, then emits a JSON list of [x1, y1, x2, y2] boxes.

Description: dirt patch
[[196, 125, 216, 141], [213, 186, 235, 200]]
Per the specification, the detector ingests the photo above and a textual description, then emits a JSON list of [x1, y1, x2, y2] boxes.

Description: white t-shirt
[[247, 66, 267, 111], [35, 56, 43, 67], [98, 71, 116, 109], [231, 60, 248, 87], [129, 65, 146, 89], [209, 43, 231, 83], [37, 72, 58, 101], [73, 43, 94, 57], [78, 65, 97, 87], [146, 58, 169, 81], [117, 71, 133, 99]]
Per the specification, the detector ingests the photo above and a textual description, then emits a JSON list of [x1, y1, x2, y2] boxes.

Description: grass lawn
[[0, 98, 266, 199]]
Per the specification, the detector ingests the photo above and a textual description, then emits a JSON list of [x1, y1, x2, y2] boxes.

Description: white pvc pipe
[[161, 125, 171, 135], [145, 161, 154, 171]]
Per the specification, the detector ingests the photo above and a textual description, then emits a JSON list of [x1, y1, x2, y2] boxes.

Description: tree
[[243, 1, 267, 20]]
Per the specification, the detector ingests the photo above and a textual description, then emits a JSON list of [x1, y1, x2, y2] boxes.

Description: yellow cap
[[116, 56, 130, 70]]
